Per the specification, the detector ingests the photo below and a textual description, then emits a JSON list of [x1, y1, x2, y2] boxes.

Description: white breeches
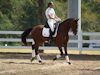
[[47, 18, 61, 32], [47, 19, 56, 32]]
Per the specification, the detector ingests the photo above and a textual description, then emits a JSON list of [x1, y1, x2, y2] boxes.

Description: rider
[[45, 1, 61, 39]]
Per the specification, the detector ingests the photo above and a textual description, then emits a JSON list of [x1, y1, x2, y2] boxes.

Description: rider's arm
[[48, 14, 55, 19]]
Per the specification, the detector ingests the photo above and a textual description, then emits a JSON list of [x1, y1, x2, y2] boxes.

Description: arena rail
[[0, 31, 100, 52]]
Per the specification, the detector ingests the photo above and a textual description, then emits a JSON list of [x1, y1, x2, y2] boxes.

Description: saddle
[[44, 21, 50, 28], [42, 21, 60, 37]]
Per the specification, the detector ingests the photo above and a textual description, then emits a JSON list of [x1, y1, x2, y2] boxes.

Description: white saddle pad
[[42, 28, 50, 37], [42, 27, 58, 37]]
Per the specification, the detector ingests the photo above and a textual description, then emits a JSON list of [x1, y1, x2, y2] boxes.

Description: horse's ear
[[75, 19, 79, 21]]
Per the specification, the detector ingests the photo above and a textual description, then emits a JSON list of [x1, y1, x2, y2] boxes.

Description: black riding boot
[[49, 30, 53, 40], [49, 29, 54, 44]]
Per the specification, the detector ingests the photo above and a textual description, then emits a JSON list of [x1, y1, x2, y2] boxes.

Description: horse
[[21, 18, 78, 64]]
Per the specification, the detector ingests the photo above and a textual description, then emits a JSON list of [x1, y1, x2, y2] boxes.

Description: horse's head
[[70, 18, 78, 35], [59, 18, 78, 35]]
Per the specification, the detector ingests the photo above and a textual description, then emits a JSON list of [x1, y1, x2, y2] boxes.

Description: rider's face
[[50, 4, 54, 8]]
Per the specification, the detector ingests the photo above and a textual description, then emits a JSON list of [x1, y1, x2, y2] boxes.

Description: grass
[[0, 48, 100, 55]]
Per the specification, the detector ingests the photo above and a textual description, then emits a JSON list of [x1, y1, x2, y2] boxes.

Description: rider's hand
[[55, 17, 61, 21]]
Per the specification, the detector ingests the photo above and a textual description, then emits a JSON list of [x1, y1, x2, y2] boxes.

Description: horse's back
[[33, 25, 44, 29], [31, 25, 44, 37]]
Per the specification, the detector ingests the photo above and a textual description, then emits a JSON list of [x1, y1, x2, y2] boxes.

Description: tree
[[81, 1, 100, 32]]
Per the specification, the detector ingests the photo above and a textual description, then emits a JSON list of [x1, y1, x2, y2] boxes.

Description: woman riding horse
[[21, 18, 78, 64]]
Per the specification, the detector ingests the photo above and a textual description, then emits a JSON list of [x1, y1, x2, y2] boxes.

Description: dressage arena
[[0, 49, 100, 75]]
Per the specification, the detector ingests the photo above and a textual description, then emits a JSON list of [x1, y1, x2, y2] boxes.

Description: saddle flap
[[42, 28, 50, 37], [42, 22, 60, 38]]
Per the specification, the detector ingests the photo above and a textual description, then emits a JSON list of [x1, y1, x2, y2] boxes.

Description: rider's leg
[[48, 20, 55, 32], [48, 20, 55, 39], [49, 29, 53, 39]]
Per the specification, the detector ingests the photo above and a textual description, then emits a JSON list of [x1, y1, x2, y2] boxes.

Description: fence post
[[78, 31, 83, 54], [68, 0, 82, 53]]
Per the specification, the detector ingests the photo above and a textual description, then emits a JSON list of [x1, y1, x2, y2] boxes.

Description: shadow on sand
[[0, 52, 100, 61]]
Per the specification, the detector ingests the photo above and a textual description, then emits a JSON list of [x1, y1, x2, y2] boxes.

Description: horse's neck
[[58, 21, 70, 36]]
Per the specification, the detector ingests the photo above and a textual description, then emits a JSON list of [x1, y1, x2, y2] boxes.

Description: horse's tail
[[21, 28, 32, 46]]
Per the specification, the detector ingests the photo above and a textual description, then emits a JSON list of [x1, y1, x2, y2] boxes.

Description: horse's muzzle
[[73, 31, 77, 35]]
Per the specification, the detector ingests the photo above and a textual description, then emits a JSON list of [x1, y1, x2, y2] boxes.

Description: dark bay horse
[[21, 18, 78, 64]]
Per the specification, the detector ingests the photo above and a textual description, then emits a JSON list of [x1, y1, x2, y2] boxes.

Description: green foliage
[[0, 0, 99, 32], [53, 0, 67, 20], [81, 1, 100, 32], [0, 11, 14, 30], [0, 0, 100, 46]]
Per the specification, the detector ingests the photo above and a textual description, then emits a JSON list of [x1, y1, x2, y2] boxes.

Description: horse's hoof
[[53, 57, 57, 61], [30, 57, 35, 62], [68, 62, 71, 65], [39, 60, 42, 63]]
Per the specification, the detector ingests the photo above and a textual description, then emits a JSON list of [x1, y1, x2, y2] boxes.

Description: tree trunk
[[37, 0, 46, 24]]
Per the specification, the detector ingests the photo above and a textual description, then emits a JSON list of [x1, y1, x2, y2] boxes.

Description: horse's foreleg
[[59, 47, 63, 55], [64, 46, 71, 64], [53, 47, 63, 61]]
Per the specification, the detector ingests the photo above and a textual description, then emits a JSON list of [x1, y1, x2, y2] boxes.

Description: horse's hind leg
[[31, 39, 36, 62], [35, 46, 42, 63], [30, 45, 36, 62], [53, 47, 63, 60]]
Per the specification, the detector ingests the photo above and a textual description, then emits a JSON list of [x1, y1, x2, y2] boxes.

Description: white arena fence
[[0, 31, 100, 52]]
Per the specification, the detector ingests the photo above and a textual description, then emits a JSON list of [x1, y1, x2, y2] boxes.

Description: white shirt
[[45, 7, 55, 20]]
